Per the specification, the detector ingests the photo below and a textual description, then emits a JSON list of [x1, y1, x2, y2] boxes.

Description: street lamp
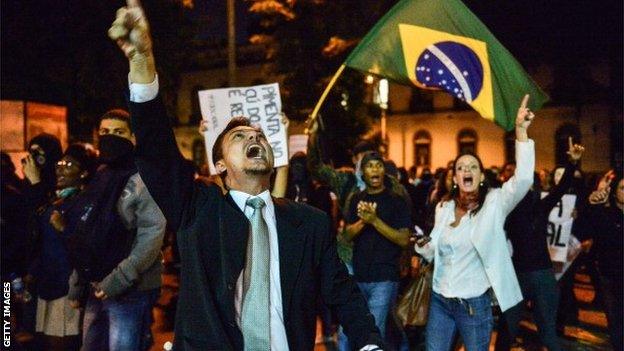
[[378, 78, 389, 140]]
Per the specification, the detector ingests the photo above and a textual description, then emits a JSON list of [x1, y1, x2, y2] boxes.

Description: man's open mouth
[[463, 176, 474, 187], [370, 175, 381, 182], [246, 144, 264, 159]]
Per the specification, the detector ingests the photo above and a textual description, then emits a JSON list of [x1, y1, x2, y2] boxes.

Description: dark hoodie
[[505, 161, 577, 272]]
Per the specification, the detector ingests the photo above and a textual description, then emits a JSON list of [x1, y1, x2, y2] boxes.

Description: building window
[[457, 128, 478, 154], [409, 88, 434, 113], [413, 130, 431, 167], [555, 123, 581, 166], [504, 131, 516, 163]]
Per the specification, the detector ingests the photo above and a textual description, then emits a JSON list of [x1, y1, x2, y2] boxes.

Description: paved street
[[151, 248, 613, 351]]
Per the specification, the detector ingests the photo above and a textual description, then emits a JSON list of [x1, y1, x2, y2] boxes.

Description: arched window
[[457, 128, 478, 154], [555, 123, 581, 166], [504, 130, 516, 163], [413, 130, 431, 167], [190, 85, 206, 125]]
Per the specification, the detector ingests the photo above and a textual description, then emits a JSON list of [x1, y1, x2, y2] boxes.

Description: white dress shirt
[[229, 190, 289, 351], [434, 207, 490, 299], [414, 140, 535, 312], [129, 76, 380, 350]]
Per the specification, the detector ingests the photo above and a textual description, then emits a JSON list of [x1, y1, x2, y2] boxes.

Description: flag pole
[[305, 64, 346, 134]]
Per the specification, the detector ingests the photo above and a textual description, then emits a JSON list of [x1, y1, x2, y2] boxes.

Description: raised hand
[[281, 113, 290, 135], [199, 120, 208, 134], [515, 94, 535, 141], [109, 0, 152, 60], [516, 94, 535, 128], [566, 136, 585, 163], [305, 118, 318, 135], [109, 0, 155, 83], [588, 188, 610, 205], [22, 154, 41, 185], [597, 170, 615, 192]]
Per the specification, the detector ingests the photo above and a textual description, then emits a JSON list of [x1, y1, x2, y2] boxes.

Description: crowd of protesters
[[2, 105, 623, 351], [1, 3, 622, 351], [2, 109, 166, 351], [2, 108, 623, 351], [2, 101, 622, 351]]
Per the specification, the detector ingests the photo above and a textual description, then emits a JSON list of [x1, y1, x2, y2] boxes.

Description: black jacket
[[129, 96, 382, 350], [505, 162, 577, 272]]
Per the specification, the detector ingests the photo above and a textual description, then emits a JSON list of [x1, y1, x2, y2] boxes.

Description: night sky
[[1, 0, 621, 105]]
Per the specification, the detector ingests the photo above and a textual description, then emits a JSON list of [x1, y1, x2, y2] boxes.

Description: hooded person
[[28, 134, 63, 190], [23, 133, 63, 209], [66, 109, 166, 351]]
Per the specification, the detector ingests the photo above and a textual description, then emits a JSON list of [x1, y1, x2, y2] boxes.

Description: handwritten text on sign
[[542, 193, 577, 262], [198, 83, 288, 174]]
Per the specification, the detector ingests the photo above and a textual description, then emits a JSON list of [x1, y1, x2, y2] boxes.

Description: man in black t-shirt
[[344, 152, 411, 344]]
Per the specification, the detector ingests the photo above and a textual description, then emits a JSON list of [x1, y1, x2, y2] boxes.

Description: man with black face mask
[[66, 109, 166, 351]]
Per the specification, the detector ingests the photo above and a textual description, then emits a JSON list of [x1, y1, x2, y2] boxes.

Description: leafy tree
[[1, 0, 195, 141], [248, 0, 395, 166]]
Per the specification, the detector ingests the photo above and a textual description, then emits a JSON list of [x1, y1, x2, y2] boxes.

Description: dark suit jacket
[[128, 96, 383, 350]]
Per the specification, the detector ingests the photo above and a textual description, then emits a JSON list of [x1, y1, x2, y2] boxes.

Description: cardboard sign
[[542, 193, 577, 263], [198, 83, 288, 174]]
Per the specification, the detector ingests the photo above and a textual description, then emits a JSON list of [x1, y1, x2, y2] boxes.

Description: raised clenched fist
[[108, 0, 152, 61]]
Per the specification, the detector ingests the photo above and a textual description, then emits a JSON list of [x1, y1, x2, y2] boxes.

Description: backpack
[[66, 165, 137, 282]]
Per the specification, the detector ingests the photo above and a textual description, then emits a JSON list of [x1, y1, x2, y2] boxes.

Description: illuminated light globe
[[415, 41, 484, 102]]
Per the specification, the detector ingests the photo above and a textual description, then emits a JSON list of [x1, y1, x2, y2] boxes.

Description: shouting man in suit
[[109, 1, 384, 350]]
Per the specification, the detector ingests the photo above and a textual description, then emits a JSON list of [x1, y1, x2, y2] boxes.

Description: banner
[[542, 193, 577, 262], [343, 0, 548, 130], [198, 83, 288, 174]]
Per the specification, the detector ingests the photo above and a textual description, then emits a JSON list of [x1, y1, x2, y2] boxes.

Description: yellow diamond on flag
[[399, 24, 494, 121]]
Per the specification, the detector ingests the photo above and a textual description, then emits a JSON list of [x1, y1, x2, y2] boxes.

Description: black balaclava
[[98, 134, 134, 168], [28, 133, 62, 191]]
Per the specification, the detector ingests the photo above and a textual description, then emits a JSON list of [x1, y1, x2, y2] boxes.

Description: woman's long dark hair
[[444, 151, 490, 216]]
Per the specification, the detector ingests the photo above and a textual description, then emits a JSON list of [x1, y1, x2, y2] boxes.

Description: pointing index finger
[[568, 136, 573, 149], [127, 0, 141, 8], [520, 94, 530, 110]]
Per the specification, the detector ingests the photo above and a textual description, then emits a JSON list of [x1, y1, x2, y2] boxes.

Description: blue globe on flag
[[415, 41, 484, 103]]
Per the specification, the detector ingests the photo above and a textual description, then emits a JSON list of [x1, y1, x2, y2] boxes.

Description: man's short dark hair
[[99, 109, 131, 130], [212, 117, 252, 166]]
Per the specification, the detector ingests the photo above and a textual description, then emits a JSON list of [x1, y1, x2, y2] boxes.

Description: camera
[[21, 148, 46, 166]]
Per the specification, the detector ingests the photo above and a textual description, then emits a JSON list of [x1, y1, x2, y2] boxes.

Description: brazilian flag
[[344, 0, 549, 131]]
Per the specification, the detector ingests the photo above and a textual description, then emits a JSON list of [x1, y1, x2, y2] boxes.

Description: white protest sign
[[288, 134, 309, 159], [542, 193, 577, 262], [555, 234, 582, 280], [198, 83, 288, 174]]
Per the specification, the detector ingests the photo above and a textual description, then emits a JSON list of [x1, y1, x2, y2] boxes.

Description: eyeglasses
[[56, 160, 79, 169]]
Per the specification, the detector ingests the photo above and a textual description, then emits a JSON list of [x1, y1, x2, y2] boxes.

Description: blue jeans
[[426, 291, 492, 351], [496, 269, 560, 351], [82, 289, 159, 351], [338, 280, 399, 351]]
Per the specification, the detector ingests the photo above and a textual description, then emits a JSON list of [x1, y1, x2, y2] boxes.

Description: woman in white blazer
[[415, 95, 536, 351]]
